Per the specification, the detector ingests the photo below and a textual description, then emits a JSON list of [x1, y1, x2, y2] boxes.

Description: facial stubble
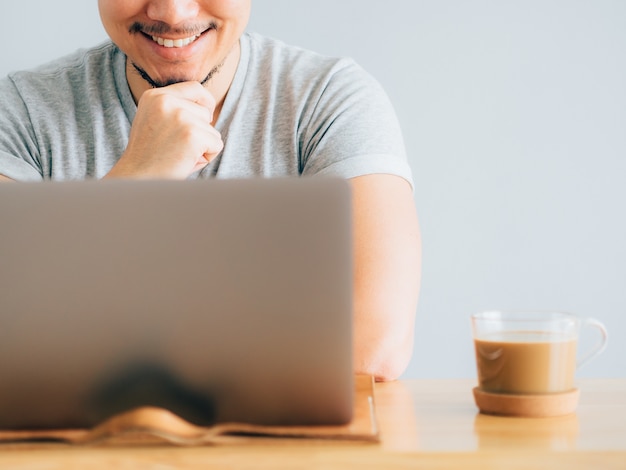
[[128, 21, 225, 88], [131, 61, 223, 89]]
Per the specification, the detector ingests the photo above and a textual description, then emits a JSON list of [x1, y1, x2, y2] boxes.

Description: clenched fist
[[106, 82, 224, 179]]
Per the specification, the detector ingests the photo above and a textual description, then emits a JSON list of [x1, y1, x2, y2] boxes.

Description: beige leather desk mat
[[0, 376, 378, 446]]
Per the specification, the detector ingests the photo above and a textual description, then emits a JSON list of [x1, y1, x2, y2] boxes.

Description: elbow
[[373, 359, 411, 383], [354, 330, 414, 382]]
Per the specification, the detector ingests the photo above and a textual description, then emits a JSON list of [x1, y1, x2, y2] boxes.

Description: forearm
[[350, 174, 422, 382]]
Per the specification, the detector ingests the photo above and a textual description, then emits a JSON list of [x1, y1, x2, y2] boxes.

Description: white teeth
[[150, 34, 201, 48]]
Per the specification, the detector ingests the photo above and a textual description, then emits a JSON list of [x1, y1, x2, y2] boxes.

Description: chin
[[132, 61, 213, 88]]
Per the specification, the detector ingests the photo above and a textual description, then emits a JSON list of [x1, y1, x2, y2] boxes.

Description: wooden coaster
[[473, 387, 580, 417]]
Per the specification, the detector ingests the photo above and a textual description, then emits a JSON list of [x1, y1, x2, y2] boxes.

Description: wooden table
[[0, 379, 624, 469]]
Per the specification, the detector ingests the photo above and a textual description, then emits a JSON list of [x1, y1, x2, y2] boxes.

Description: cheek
[[98, 0, 143, 31], [204, 0, 251, 22]]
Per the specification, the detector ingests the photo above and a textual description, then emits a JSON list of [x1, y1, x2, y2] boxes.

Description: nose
[[146, 0, 200, 26]]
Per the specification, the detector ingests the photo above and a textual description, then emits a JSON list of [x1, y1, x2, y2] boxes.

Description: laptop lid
[[0, 178, 353, 429]]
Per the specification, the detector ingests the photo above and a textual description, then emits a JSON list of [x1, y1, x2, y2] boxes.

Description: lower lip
[[141, 29, 212, 61]]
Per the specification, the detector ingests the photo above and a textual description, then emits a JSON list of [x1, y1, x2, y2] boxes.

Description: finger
[[190, 132, 223, 174], [146, 81, 217, 112], [202, 127, 224, 159], [195, 127, 224, 164]]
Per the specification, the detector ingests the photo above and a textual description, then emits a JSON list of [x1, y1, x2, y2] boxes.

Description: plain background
[[1, 1, 624, 379]]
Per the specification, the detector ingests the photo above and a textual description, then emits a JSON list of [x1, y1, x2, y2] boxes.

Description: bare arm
[[350, 174, 421, 382], [0, 175, 14, 182]]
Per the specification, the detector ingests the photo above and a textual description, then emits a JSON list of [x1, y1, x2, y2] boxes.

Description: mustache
[[129, 21, 217, 37]]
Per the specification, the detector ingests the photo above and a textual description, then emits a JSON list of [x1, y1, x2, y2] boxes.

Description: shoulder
[[245, 32, 340, 67], [244, 32, 374, 90], [5, 42, 122, 104], [240, 32, 390, 129], [9, 41, 119, 79]]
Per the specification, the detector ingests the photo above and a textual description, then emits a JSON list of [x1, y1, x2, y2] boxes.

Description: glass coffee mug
[[471, 311, 608, 396]]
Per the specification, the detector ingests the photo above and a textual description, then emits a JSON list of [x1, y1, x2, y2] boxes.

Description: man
[[0, 1, 421, 381]]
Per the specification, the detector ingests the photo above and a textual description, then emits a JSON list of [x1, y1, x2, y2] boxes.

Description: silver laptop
[[0, 178, 353, 430]]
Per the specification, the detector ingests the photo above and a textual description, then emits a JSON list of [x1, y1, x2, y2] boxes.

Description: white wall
[[2, 1, 625, 379]]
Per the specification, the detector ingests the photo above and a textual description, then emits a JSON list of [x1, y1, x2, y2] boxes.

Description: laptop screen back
[[0, 178, 353, 429]]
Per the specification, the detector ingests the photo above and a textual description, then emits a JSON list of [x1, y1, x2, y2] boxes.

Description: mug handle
[[577, 318, 608, 369]]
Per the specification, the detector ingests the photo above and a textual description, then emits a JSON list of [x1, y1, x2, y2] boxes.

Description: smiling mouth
[[131, 21, 217, 49], [149, 33, 202, 48]]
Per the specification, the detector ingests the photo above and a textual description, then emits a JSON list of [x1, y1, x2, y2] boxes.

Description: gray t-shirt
[[0, 32, 412, 185]]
